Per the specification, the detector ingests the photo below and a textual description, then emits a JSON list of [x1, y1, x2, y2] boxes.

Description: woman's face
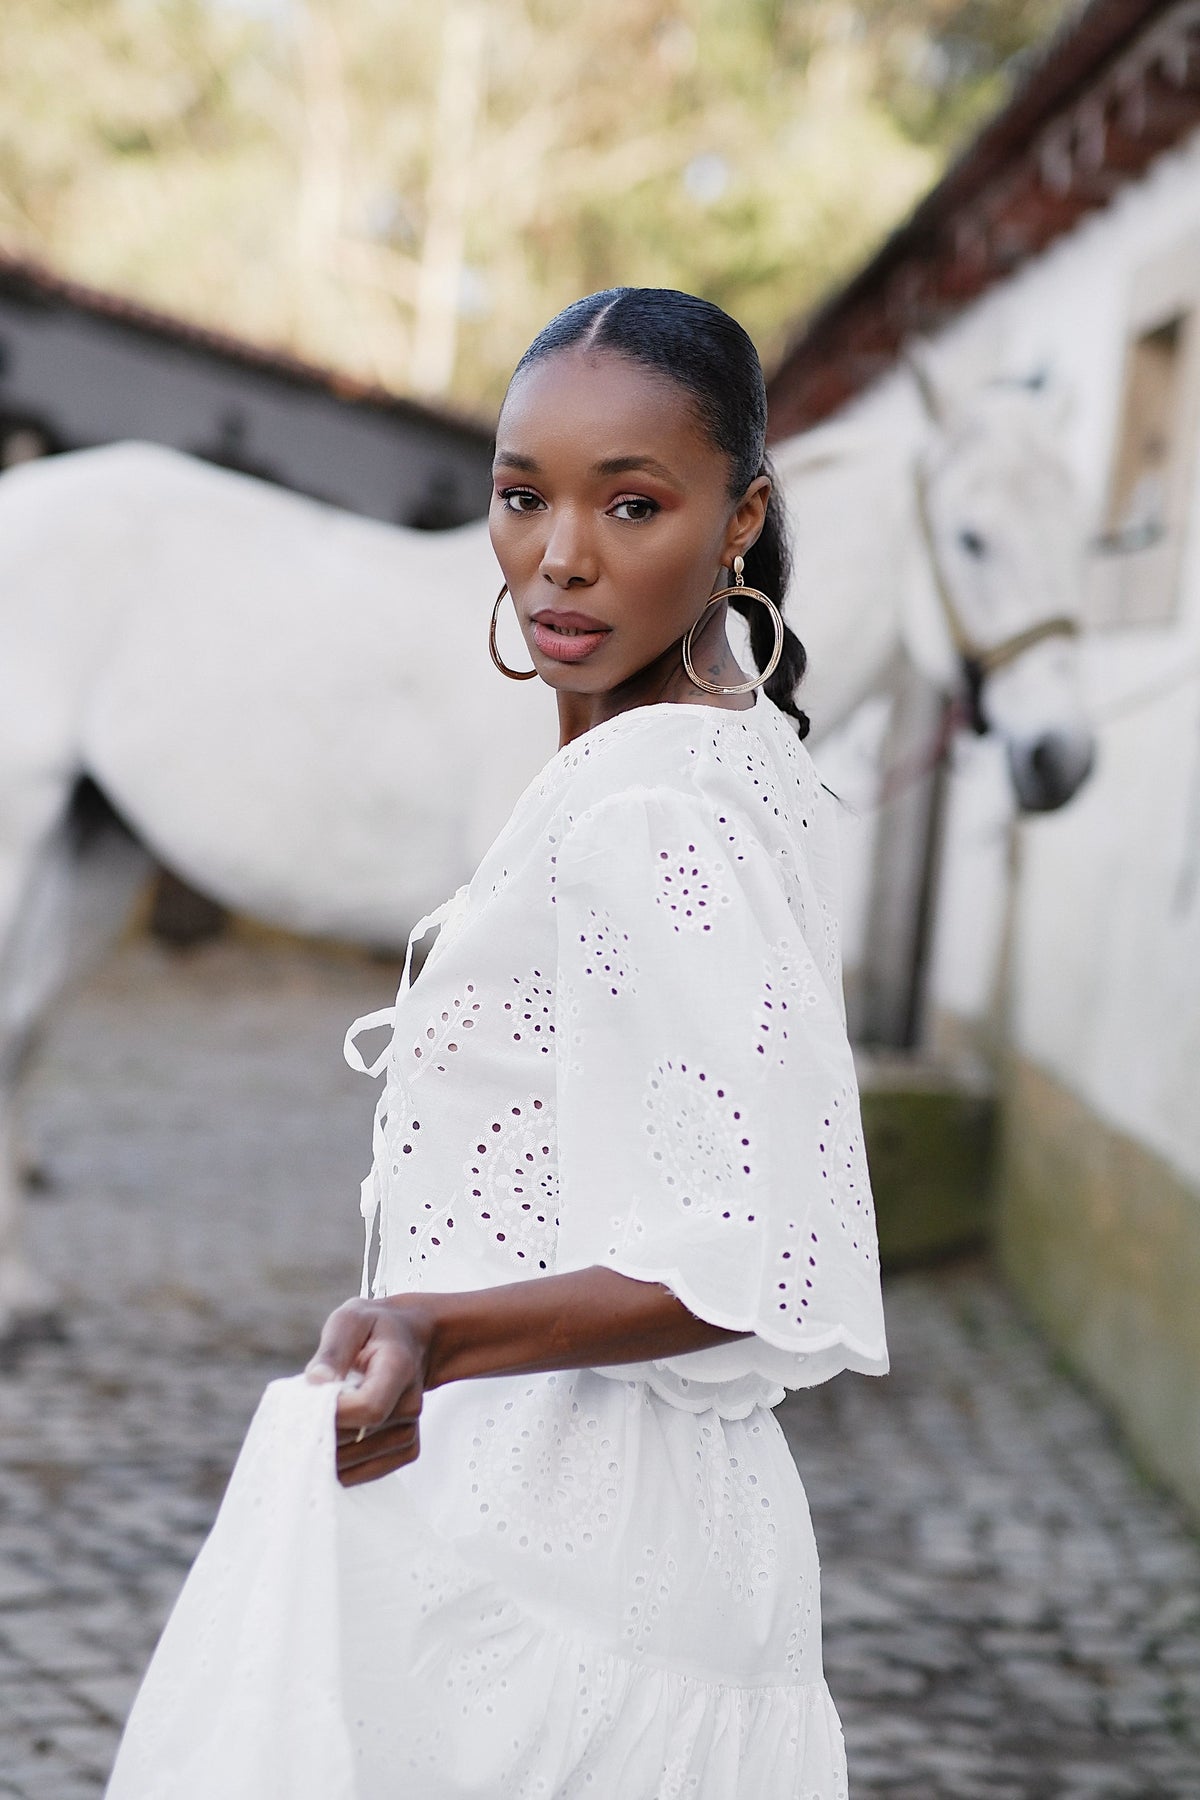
[[488, 348, 768, 711]]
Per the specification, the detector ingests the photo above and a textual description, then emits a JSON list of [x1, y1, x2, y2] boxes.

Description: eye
[[609, 495, 659, 522], [959, 526, 987, 558], [499, 487, 545, 513]]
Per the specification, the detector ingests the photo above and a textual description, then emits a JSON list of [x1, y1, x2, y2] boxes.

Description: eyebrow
[[491, 450, 680, 483], [591, 454, 679, 482]]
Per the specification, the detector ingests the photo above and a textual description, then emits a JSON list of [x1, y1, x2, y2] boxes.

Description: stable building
[[768, 0, 1200, 1517], [0, 255, 494, 527]]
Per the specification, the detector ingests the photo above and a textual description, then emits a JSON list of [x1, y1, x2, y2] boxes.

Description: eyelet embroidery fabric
[[106, 698, 879, 1800], [353, 700, 885, 1383]]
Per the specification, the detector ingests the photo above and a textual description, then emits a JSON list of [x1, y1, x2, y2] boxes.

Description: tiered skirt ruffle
[[106, 1378, 849, 1800]]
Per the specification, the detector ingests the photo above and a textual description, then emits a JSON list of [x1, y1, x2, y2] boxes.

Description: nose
[[540, 507, 598, 589]]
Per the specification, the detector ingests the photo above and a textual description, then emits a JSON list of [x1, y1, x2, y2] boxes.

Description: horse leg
[[0, 861, 63, 1329], [0, 780, 151, 1338], [0, 1089, 57, 1331]]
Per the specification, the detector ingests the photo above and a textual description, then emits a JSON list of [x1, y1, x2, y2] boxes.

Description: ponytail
[[733, 465, 810, 738]]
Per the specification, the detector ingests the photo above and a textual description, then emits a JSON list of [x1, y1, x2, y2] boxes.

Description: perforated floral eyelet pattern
[[504, 968, 556, 1054], [773, 938, 824, 1009], [644, 1059, 758, 1226], [466, 1097, 559, 1272], [119, 1259, 855, 1785], [466, 1387, 621, 1556], [694, 1421, 779, 1602], [576, 909, 637, 996], [410, 984, 482, 1075], [309, 699, 882, 1797], [655, 842, 731, 932], [754, 973, 792, 1069], [621, 1541, 679, 1650], [818, 1085, 879, 1265], [354, 698, 884, 1376], [773, 1221, 822, 1326]]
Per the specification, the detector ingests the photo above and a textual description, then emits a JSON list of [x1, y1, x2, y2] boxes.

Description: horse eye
[[959, 527, 987, 558]]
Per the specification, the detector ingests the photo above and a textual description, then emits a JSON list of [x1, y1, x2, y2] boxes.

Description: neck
[[555, 603, 755, 747]]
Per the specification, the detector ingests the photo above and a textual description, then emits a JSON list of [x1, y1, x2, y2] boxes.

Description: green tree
[[0, 0, 1078, 410]]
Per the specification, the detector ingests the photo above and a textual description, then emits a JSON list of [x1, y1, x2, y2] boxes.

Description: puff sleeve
[[552, 779, 888, 1412]]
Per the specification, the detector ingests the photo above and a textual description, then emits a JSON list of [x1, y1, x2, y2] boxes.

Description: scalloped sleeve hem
[[554, 1253, 890, 1416], [553, 780, 888, 1415]]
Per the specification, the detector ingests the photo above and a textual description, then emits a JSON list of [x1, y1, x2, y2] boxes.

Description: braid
[[733, 468, 809, 739]]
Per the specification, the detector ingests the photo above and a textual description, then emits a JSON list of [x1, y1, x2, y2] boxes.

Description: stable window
[[1091, 240, 1200, 628]]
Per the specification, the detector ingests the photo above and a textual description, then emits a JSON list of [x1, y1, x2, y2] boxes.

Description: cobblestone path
[[0, 939, 1197, 1799]]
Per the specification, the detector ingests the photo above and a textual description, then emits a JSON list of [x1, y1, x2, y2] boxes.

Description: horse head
[[904, 352, 1095, 812]]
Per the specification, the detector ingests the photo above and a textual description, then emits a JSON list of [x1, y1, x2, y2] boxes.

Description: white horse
[[0, 368, 1094, 1330], [778, 364, 1094, 805]]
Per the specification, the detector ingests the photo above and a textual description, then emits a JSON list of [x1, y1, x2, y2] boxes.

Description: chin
[[535, 660, 615, 693]]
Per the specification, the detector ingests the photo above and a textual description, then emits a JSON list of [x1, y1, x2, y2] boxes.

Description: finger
[[336, 1424, 421, 1487], [339, 1457, 412, 1488], [334, 1342, 419, 1433], [306, 1302, 373, 1384], [336, 1419, 418, 1465], [335, 1409, 420, 1447]]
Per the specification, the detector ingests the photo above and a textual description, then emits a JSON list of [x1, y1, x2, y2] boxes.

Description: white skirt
[[106, 1373, 849, 1799]]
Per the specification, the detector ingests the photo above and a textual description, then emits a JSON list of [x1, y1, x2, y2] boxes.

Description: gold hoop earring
[[682, 554, 784, 696], [488, 585, 537, 681]]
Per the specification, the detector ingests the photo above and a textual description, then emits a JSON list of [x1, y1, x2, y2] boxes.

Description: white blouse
[[108, 695, 888, 1799], [348, 694, 888, 1411]]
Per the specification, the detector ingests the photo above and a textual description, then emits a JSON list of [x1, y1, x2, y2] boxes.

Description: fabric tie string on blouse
[[342, 884, 470, 1294]]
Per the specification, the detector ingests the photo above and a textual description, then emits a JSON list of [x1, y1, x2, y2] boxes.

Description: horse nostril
[[1015, 732, 1096, 812], [1030, 737, 1058, 781]]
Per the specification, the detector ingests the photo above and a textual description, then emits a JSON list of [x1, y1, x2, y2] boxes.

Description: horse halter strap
[[913, 465, 1080, 734]]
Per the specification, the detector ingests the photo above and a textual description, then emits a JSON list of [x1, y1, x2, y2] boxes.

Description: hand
[[305, 1296, 433, 1487]]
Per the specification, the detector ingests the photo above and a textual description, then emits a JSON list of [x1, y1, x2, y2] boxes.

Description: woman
[[107, 289, 887, 1799]]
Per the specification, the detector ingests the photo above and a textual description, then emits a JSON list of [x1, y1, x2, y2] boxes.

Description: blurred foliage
[[0, 0, 1078, 411]]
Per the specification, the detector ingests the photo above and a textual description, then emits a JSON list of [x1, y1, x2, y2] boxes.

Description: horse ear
[[1039, 376, 1073, 431], [904, 339, 954, 426], [1000, 367, 1073, 429]]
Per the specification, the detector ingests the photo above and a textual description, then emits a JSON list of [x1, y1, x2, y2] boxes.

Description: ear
[[723, 473, 771, 569], [904, 338, 955, 427]]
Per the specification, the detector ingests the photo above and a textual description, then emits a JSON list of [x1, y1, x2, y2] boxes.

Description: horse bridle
[[913, 465, 1081, 735]]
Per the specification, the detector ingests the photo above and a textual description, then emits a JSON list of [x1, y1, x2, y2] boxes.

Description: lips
[[530, 609, 612, 664]]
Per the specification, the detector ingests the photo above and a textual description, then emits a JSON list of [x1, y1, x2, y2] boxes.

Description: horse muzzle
[[1006, 728, 1096, 813]]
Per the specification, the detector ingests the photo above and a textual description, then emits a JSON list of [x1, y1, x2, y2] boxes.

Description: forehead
[[497, 347, 714, 465]]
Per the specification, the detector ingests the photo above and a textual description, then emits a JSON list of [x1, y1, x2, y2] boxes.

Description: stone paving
[[0, 937, 1197, 1799]]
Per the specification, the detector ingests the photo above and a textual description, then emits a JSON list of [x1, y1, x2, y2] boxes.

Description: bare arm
[[307, 1269, 749, 1486]]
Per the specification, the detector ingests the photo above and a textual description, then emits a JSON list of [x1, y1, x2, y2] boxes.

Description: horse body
[[771, 421, 918, 736], [0, 376, 1096, 1327], [7, 447, 554, 940]]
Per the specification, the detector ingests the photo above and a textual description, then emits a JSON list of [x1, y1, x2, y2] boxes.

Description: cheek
[[487, 496, 512, 543], [618, 528, 714, 615], [607, 565, 710, 658], [488, 502, 540, 570]]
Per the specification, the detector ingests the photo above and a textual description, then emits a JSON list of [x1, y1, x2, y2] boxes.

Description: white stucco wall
[[820, 126, 1200, 1187]]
